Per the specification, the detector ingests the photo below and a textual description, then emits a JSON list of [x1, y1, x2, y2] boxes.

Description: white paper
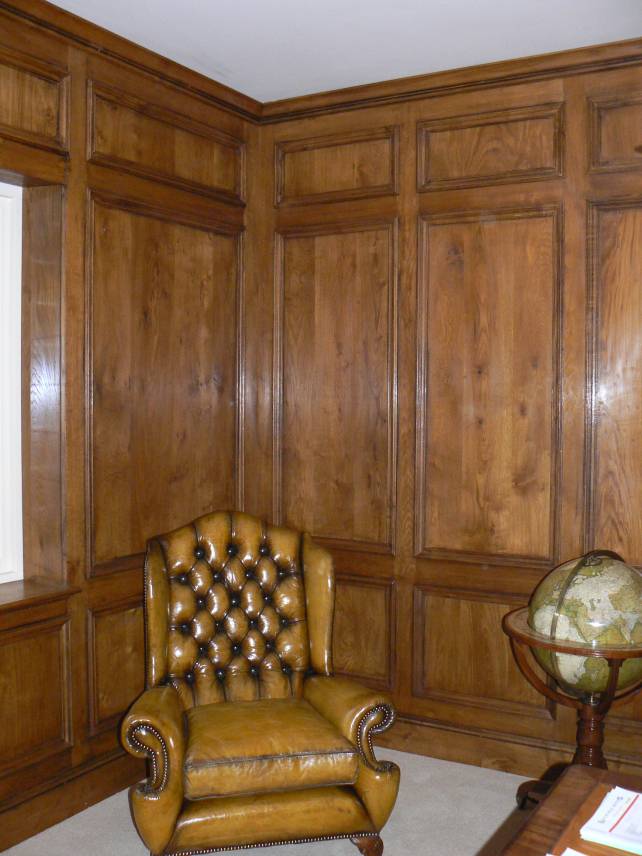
[[546, 848, 589, 856], [580, 786, 642, 855]]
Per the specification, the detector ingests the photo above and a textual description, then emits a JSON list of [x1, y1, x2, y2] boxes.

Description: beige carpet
[[5, 750, 531, 856]]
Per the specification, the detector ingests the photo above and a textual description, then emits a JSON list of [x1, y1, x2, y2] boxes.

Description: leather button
[[259, 544, 270, 556], [249, 619, 258, 629], [282, 664, 292, 675], [278, 569, 287, 579], [227, 543, 238, 556], [264, 594, 272, 605], [216, 669, 226, 681], [280, 617, 289, 627], [194, 546, 205, 560], [232, 643, 241, 654], [196, 597, 206, 609], [230, 594, 240, 607], [198, 645, 209, 658], [250, 666, 259, 677], [265, 641, 274, 651], [181, 622, 191, 635], [178, 573, 189, 585], [213, 571, 223, 583], [185, 670, 195, 684]]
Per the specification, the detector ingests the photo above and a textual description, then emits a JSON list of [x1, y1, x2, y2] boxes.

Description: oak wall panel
[[87, 599, 144, 734], [417, 103, 563, 191], [333, 575, 395, 689], [589, 92, 642, 173], [274, 220, 397, 552], [0, 617, 70, 773], [88, 194, 243, 574], [22, 187, 64, 582], [88, 82, 245, 204], [275, 126, 399, 206], [416, 207, 562, 565], [413, 587, 548, 719], [0, 44, 68, 153], [587, 201, 642, 566]]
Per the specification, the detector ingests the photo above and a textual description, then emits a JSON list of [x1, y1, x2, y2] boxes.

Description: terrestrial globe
[[528, 550, 642, 698]]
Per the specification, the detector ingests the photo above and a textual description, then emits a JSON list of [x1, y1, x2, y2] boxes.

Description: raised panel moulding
[[332, 574, 396, 690], [273, 219, 398, 553], [275, 126, 399, 206], [87, 192, 244, 575], [0, 44, 68, 153], [417, 102, 564, 191], [87, 598, 144, 734], [588, 92, 642, 173], [585, 200, 642, 567], [412, 585, 552, 720], [415, 206, 563, 566], [0, 616, 71, 778], [87, 81, 246, 205]]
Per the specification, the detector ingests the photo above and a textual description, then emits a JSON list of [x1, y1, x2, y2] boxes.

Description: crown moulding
[[1, 0, 641, 124]]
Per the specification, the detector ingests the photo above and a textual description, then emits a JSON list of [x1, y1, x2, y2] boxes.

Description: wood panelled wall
[[250, 52, 642, 782], [0, 2, 255, 848], [0, 0, 640, 846]]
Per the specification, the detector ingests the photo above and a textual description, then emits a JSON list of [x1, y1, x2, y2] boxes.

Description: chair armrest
[[304, 675, 396, 770], [120, 686, 185, 854]]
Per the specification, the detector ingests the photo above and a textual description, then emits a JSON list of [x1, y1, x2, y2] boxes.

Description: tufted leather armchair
[[121, 511, 399, 856]]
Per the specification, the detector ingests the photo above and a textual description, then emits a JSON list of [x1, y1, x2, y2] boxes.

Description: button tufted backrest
[[143, 511, 328, 709]]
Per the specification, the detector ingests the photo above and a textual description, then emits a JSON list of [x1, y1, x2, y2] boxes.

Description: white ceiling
[[49, 0, 642, 102]]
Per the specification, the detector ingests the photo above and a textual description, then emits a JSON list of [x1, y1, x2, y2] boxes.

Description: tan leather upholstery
[[184, 697, 358, 798], [121, 511, 399, 855], [168, 787, 375, 852]]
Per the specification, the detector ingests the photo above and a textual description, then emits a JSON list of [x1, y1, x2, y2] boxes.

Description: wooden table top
[[501, 765, 642, 855]]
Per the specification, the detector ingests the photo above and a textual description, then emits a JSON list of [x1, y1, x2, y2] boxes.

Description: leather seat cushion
[[184, 698, 359, 799]]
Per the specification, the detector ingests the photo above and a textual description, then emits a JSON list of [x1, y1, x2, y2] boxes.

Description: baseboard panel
[[377, 715, 642, 780], [0, 751, 143, 851]]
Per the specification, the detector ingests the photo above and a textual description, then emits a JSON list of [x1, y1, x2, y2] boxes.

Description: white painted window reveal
[[0, 181, 23, 584]]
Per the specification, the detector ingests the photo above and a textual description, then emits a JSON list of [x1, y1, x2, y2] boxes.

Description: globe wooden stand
[[503, 607, 642, 808]]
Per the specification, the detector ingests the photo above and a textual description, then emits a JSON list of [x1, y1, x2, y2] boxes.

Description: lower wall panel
[[0, 616, 71, 779], [87, 599, 144, 736], [333, 574, 396, 690]]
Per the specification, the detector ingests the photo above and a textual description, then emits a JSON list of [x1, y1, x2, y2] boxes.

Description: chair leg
[[351, 835, 384, 855]]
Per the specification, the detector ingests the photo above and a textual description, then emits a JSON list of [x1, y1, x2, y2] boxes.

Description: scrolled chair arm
[[304, 674, 395, 767], [304, 675, 400, 830], [355, 702, 397, 771], [120, 685, 186, 855]]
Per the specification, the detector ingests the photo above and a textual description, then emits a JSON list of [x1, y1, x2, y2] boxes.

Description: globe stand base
[[514, 703, 609, 810], [573, 703, 607, 768]]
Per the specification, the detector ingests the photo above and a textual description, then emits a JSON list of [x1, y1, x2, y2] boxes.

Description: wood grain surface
[[0, 0, 641, 843]]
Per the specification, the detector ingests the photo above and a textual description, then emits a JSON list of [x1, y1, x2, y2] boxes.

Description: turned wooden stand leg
[[351, 834, 384, 855], [573, 703, 607, 768]]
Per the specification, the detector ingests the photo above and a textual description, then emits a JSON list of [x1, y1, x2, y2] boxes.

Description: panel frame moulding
[[86, 594, 144, 736], [274, 125, 400, 207], [416, 102, 565, 192], [0, 609, 73, 799], [584, 197, 642, 569], [86, 80, 247, 206], [272, 217, 399, 555], [411, 583, 555, 722], [333, 572, 397, 692], [84, 189, 246, 577], [587, 91, 642, 174], [414, 204, 565, 568], [0, 42, 69, 154]]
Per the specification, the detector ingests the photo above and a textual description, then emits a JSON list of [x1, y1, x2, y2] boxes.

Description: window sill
[[0, 577, 79, 616]]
